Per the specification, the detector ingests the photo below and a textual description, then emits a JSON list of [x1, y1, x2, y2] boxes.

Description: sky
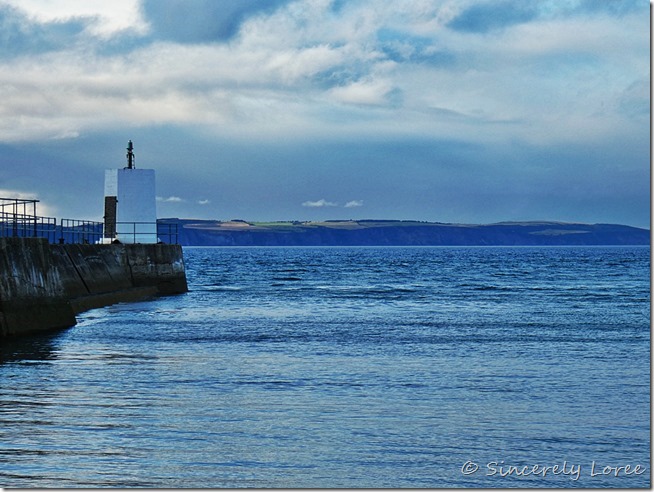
[[0, 0, 649, 227]]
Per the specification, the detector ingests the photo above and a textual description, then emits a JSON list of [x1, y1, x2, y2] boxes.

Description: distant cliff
[[160, 219, 650, 246]]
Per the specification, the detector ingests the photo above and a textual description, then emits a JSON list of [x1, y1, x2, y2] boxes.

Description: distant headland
[[158, 219, 649, 246]]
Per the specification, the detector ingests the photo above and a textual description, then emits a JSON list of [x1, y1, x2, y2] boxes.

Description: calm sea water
[[0, 246, 650, 488]]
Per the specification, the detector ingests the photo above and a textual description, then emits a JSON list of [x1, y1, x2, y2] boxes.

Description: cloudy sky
[[0, 0, 649, 227]]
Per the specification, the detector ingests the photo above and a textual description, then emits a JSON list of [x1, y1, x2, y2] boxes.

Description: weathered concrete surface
[[0, 238, 76, 337], [125, 244, 188, 295], [0, 238, 188, 338], [69, 286, 158, 314], [58, 244, 134, 295]]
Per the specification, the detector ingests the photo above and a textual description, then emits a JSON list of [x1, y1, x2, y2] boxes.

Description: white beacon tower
[[103, 140, 158, 244]]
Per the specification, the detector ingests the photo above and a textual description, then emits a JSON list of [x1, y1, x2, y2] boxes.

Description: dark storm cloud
[[448, 0, 642, 34], [141, 0, 292, 43], [0, 4, 87, 58], [573, 0, 642, 17], [447, 1, 539, 33]]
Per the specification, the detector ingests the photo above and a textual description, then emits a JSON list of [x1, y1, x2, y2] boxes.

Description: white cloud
[[197, 199, 210, 205], [345, 200, 364, 208], [0, 1, 647, 228], [2, 0, 149, 36], [329, 79, 394, 106], [0, 189, 57, 217], [0, 0, 646, 146], [156, 196, 184, 203], [0, 188, 39, 201], [51, 130, 81, 140], [302, 199, 338, 208]]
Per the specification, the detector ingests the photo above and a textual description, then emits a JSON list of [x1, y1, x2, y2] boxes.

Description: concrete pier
[[0, 238, 188, 338]]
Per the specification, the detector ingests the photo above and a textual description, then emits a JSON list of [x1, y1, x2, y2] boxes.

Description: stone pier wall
[[0, 238, 188, 338]]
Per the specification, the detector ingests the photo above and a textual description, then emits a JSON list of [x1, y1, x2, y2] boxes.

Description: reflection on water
[[0, 246, 649, 488], [0, 332, 63, 364]]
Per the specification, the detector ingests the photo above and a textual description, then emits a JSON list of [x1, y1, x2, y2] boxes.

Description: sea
[[0, 246, 650, 488]]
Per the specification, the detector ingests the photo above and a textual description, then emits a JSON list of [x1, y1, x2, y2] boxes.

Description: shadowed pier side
[[0, 237, 187, 338]]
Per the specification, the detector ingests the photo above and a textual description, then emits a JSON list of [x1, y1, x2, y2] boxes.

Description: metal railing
[[59, 219, 104, 245], [0, 198, 37, 218], [156, 221, 179, 245], [0, 211, 57, 243], [108, 221, 178, 244], [0, 197, 179, 245], [0, 198, 56, 242]]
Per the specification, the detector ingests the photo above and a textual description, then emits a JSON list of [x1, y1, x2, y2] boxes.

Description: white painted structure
[[103, 142, 158, 244]]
